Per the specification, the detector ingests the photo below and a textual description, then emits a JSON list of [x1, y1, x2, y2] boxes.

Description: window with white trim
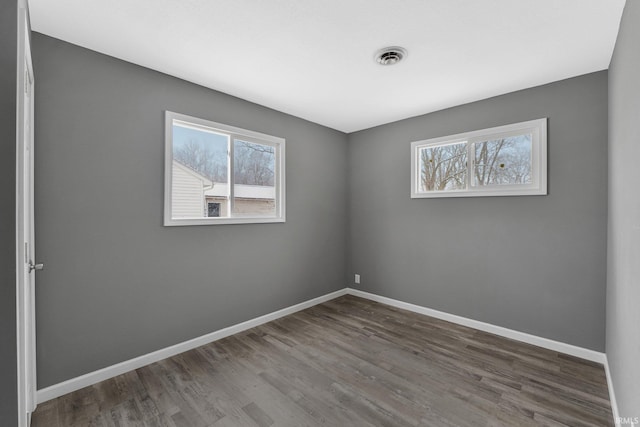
[[165, 111, 285, 225], [411, 118, 547, 198]]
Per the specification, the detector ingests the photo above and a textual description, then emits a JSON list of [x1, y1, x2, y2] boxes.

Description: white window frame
[[164, 111, 285, 226], [411, 118, 547, 198]]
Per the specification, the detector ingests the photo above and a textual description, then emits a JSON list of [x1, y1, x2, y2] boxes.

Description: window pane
[[207, 202, 221, 217], [233, 140, 276, 216], [473, 134, 532, 186], [419, 142, 468, 192], [171, 124, 229, 219]]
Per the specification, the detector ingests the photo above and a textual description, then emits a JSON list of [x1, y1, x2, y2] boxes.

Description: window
[[165, 111, 285, 225], [207, 202, 220, 217], [411, 118, 547, 198]]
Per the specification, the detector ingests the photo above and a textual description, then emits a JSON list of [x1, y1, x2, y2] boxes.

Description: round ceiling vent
[[375, 46, 407, 66]]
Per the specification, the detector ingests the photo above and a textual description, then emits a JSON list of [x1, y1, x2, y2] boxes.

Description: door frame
[[16, 6, 36, 426]]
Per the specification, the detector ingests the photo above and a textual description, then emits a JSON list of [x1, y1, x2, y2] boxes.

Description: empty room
[[2, 0, 639, 426]]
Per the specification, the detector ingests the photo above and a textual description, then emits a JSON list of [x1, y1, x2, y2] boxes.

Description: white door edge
[[16, 6, 36, 426]]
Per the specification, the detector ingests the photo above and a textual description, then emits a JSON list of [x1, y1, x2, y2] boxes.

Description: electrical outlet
[[354, 274, 360, 284]]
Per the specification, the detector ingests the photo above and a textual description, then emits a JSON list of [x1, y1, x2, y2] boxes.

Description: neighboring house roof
[[205, 183, 275, 200], [173, 160, 274, 199], [172, 160, 213, 189]]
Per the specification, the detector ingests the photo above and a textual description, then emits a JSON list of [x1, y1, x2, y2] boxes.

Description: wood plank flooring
[[32, 295, 613, 426]]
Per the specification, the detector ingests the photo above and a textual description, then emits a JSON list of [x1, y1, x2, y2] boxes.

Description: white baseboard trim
[[38, 286, 609, 406], [345, 288, 607, 364], [604, 355, 621, 426], [36, 288, 348, 404]]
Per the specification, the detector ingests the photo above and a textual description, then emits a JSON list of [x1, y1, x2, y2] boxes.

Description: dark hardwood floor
[[32, 295, 613, 426]]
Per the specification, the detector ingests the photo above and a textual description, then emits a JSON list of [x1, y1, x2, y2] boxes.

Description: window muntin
[[411, 119, 546, 198], [165, 111, 285, 225]]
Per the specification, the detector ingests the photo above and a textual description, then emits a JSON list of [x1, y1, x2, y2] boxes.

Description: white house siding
[[205, 184, 275, 217], [233, 198, 275, 216], [204, 196, 274, 217], [172, 168, 275, 218], [172, 162, 208, 218]]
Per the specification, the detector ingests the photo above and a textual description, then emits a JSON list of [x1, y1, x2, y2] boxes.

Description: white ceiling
[[29, 0, 625, 133]]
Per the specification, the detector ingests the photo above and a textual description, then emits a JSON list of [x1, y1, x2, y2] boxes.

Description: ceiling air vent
[[375, 46, 407, 66]]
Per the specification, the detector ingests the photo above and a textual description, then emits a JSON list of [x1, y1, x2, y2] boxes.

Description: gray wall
[[32, 34, 348, 388], [0, 0, 18, 424], [348, 72, 608, 351], [30, 22, 615, 398], [607, 0, 640, 419]]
